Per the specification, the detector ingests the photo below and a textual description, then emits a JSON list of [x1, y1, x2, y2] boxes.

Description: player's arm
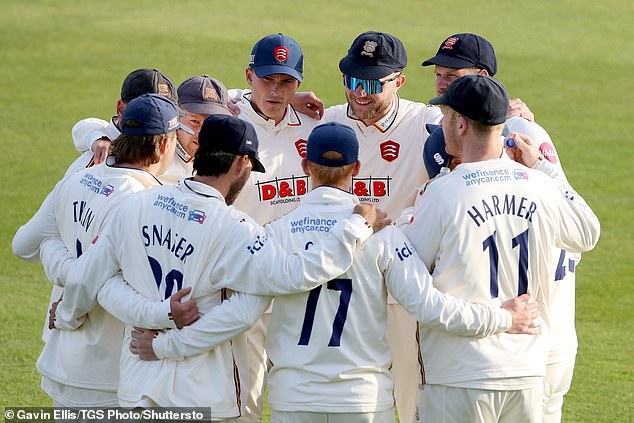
[[289, 91, 325, 120], [12, 187, 62, 264], [52, 217, 123, 330], [401, 181, 444, 270], [209, 205, 377, 295], [132, 292, 272, 361], [97, 274, 197, 330], [71, 117, 110, 154], [385, 228, 540, 336], [505, 133, 600, 252]]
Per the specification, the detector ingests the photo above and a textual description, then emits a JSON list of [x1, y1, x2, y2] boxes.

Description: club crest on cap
[[295, 139, 307, 158], [380, 140, 400, 162], [442, 37, 459, 50], [361, 40, 378, 57], [158, 83, 171, 97], [274, 46, 289, 63], [203, 87, 219, 101]]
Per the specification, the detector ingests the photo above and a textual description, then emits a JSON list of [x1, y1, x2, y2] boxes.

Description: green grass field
[[1, 1, 632, 421]]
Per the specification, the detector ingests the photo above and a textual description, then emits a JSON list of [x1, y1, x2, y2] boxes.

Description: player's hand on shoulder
[[129, 328, 159, 361], [502, 293, 542, 335], [353, 203, 391, 233], [91, 137, 112, 164], [507, 98, 535, 122], [169, 287, 199, 328], [290, 91, 324, 120]]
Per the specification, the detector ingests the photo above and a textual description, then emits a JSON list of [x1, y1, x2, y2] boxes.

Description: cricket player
[[421, 33, 580, 422], [65, 68, 178, 177], [402, 74, 600, 422], [229, 33, 322, 422], [11, 93, 192, 409], [133, 121, 544, 423], [69, 71, 231, 185], [47, 115, 384, 415]]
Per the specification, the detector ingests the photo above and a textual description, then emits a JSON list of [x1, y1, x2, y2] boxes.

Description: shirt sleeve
[[12, 188, 60, 263], [39, 237, 74, 287], [55, 216, 123, 330], [209, 213, 373, 295], [545, 174, 600, 253], [72, 117, 110, 153], [152, 292, 271, 360], [97, 274, 175, 329], [402, 181, 445, 270], [384, 229, 511, 336]]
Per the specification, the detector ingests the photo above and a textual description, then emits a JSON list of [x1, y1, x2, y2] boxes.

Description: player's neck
[[460, 136, 504, 163], [192, 175, 231, 200]]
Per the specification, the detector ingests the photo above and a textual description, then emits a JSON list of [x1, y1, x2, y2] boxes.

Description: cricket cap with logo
[[177, 75, 232, 116], [120, 68, 178, 103], [307, 122, 359, 167], [429, 74, 509, 125], [422, 33, 497, 76], [120, 93, 191, 136], [423, 124, 452, 179], [196, 115, 265, 173], [249, 33, 304, 82], [339, 31, 408, 80]]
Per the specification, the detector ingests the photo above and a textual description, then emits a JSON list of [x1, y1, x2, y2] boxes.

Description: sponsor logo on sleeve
[[539, 142, 559, 164]]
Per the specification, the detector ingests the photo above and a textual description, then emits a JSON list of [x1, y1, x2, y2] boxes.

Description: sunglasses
[[342, 73, 401, 95]]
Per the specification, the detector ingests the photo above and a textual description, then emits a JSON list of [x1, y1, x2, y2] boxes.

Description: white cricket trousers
[[416, 385, 543, 423], [543, 355, 576, 423], [386, 303, 419, 423], [271, 409, 395, 423]]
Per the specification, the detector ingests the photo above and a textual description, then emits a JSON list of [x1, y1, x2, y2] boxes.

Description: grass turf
[[1, 1, 632, 421]]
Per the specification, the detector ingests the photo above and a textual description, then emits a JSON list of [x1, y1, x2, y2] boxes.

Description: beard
[[346, 92, 392, 121], [225, 167, 250, 206]]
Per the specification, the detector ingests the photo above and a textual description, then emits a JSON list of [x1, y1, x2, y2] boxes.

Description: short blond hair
[[308, 151, 356, 186]]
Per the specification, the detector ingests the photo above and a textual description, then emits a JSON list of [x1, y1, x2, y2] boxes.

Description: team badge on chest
[[295, 139, 307, 158], [380, 140, 400, 162]]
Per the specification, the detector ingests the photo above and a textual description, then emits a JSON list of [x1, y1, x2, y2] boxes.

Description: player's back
[[111, 180, 247, 413], [37, 162, 161, 399], [265, 186, 400, 413], [407, 157, 599, 389]]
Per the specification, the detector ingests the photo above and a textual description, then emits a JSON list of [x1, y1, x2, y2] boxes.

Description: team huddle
[[12, 31, 600, 423]]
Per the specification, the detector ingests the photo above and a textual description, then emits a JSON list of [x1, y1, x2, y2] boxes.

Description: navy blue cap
[[423, 124, 452, 179], [339, 31, 408, 80], [120, 68, 177, 103], [249, 33, 304, 82], [197, 115, 265, 173], [120, 94, 190, 136], [429, 74, 509, 125], [307, 122, 359, 167], [177, 75, 231, 116], [422, 33, 497, 76]]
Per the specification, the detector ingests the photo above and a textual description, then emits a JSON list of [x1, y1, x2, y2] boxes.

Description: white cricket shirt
[[403, 157, 600, 390]]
